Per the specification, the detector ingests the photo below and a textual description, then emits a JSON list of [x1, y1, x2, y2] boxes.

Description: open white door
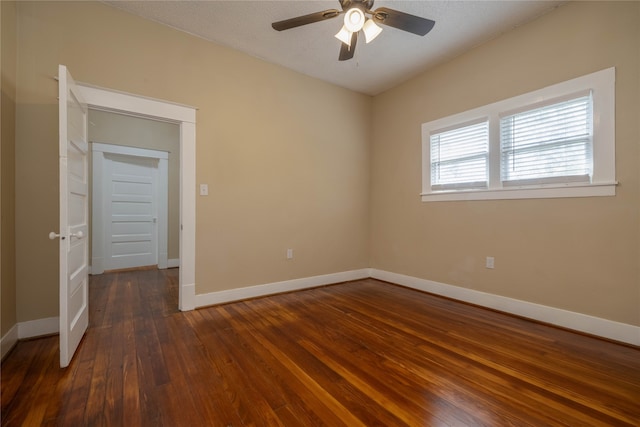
[[53, 64, 89, 367]]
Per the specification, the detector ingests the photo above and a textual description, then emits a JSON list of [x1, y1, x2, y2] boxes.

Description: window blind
[[430, 120, 488, 191], [500, 94, 592, 186]]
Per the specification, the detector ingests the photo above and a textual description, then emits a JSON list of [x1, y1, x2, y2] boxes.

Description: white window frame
[[421, 67, 616, 202]]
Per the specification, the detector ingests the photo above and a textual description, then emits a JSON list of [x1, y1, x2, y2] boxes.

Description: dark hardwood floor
[[2, 269, 639, 426]]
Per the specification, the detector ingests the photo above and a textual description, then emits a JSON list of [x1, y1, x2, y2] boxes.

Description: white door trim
[[91, 143, 169, 274], [79, 84, 196, 311]]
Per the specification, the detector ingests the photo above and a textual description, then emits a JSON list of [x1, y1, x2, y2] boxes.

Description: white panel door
[[104, 154, 159, 270], [56, 64, 89, 368]]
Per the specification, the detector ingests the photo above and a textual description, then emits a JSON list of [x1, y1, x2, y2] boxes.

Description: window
[[421, 68, 616, 202], [430, 120, 488, 190], [500, 94, 592, 185]]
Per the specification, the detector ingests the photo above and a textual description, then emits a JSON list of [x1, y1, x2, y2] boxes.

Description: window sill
[[420, 182, 617, 202]]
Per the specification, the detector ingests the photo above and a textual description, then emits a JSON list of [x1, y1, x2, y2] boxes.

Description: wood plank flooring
[[2, 269, 639, 426]]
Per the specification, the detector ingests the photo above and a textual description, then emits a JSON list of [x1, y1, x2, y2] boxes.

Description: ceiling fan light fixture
[[335, 25, 353, 47], [362, 18, 382, 43], [343, 7, 365, 32], [271, 1, 436, 61]]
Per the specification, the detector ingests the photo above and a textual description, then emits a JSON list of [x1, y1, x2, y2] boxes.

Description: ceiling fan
[[272, 0, 435, 61]]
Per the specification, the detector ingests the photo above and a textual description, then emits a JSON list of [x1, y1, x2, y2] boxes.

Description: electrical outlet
[[286, 249, 293, 259], [199, 184, 209, 196], [486, 256, 495, 269]]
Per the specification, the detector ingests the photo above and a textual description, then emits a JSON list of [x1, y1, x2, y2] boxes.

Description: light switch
[[486, 256, 495, 269], [199, 184, 209, 196]]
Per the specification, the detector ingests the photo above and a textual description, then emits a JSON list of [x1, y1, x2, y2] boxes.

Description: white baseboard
[[194, 269, 371, 309], [1, 324, 18, 360], [11, 270, 636, 350], [90, 259, 179, 274], [17, 316, 59, 339], [371, 269, 640, 346]]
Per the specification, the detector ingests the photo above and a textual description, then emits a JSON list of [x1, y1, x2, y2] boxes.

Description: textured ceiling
[[103, 1, 565, 95]]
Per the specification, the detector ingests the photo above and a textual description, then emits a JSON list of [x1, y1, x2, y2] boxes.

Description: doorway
[[88, 108, 178, 274], [78, 84, 197, 311]]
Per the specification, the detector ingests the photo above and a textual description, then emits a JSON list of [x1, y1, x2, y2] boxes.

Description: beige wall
[[14, 1, 371, 322], [1, 0, 17, 337], [371, 1, 640, 326], [88, 110, 180, 261]]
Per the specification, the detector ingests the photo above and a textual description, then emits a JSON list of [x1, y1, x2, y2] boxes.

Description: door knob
[[70, 231, 84, 239], [49, 232, 65, 240]]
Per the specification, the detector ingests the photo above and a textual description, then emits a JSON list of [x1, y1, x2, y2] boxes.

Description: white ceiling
[[103, 1, 565, 96]]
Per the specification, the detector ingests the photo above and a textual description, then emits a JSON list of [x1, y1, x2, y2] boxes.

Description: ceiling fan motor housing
[[339, 0, 375, 13]]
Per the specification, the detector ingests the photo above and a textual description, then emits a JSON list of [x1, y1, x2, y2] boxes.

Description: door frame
[[92, 143, 169, 274], [78, 84, 196, 311]]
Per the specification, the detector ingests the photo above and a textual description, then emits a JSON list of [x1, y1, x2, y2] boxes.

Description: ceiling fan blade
[[372, 7, 435, 36], [338, 31, 358, 61], [272, 9, 341, 31]]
